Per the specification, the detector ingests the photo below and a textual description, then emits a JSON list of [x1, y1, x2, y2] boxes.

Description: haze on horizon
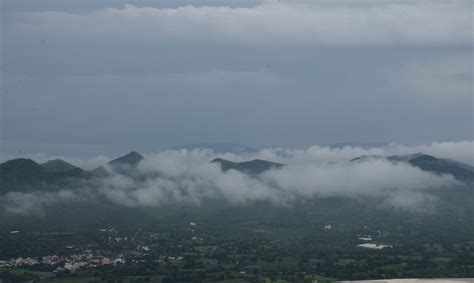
[[0, 0, 472, 157]]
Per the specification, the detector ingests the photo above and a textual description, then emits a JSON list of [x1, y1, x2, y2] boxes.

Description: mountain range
[[0, 158, 89, 193], [1, 151, 473, 195], [0, 150, 473, 233]]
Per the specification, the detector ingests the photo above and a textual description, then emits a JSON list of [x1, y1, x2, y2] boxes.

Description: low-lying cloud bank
[[103, 151, 457, 210], [2, 190, 87, 216], [1, 141, 472, 215]]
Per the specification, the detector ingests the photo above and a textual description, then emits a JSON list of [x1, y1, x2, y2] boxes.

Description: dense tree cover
[[2, 203, 474, 281]]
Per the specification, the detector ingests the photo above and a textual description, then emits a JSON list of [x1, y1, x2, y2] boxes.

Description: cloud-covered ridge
[[2, 141, 473, 215]]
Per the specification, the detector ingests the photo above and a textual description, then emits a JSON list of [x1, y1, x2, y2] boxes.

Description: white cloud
[[95, 148, 459, 210], [13, 0, 472, 45], [2, 190, 83, 215], [1, 140, 471, 214], [218, 141, 474, 166], [387, 141, 474, 165]]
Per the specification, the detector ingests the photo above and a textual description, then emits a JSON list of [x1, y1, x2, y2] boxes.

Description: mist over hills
[[351, 153, 474, 183], [91, 151, 144, 177], [2, 0, 472, 278], [1, 149, 473, 196], [41, 159, 78, 173], [0, 158, 90, 193], [0, 146, 472, 201], [211, 158, 285, 175], [108, 151, 144, 167], [0, 143, 473, 236]]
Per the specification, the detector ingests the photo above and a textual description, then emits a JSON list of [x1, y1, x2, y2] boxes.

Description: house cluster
[[0, 252, 126, 272], [159, 255, 184, 263], [357, 234, 392, 250]]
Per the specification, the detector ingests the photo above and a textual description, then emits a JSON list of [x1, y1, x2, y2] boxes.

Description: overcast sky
[[1, 0, 472, 157]]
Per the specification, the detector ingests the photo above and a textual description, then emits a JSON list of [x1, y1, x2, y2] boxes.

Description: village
[[1, 217, 473, 282]]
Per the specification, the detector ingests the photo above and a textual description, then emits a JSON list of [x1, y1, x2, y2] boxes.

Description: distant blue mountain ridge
[[166, 143, 258, 154]]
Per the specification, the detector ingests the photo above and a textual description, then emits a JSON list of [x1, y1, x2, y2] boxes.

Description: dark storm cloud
[[1, 0, 472, 155]]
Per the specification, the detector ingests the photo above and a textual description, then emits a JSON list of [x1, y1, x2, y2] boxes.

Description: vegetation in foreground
[[1, 198, 474, 282]]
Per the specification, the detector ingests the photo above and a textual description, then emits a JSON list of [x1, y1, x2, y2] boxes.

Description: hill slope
[[389, 153, 474, 182], [0, 158, 90, 193], [351, 153, 474, 183], [91, 151, 144, 176], [212, 158, 285, 174]]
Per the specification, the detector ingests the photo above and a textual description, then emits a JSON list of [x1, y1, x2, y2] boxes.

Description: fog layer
[[3, 141, 471, 215]]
